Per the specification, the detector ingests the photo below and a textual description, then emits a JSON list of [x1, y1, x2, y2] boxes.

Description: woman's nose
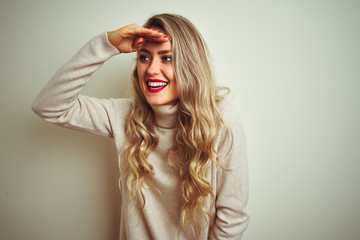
[[146, 59, 161, 76]]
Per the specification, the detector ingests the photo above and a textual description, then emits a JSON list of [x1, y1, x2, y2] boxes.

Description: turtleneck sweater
[[152, 103, 179, 129], [32, 32, 249, 240]]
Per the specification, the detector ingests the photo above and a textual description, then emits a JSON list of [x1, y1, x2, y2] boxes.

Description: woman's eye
[[139, 55, 150, 62], [162, 56, 172, 62]]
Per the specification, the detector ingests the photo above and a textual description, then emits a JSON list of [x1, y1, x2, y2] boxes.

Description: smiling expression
[[137, 33, 179, 106]]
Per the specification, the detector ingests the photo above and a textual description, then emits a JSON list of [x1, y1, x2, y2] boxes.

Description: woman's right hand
[[107, 23, 168, 53]]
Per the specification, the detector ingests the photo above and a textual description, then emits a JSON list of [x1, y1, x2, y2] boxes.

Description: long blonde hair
[[121, 13, 232, 238]]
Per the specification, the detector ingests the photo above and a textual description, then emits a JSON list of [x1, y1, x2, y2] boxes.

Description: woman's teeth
[[147, 82, 168, 88]]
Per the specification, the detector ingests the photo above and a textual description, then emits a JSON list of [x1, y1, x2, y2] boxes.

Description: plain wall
[[1, 0, 359, 239]]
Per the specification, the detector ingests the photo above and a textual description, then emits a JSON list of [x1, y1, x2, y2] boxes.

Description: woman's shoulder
[[111, 98, 133, 107], [111, 98, 132, 105], [110, 98, 133, 117]]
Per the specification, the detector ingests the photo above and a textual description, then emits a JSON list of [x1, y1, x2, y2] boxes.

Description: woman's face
[[137, 30, 179, 106]]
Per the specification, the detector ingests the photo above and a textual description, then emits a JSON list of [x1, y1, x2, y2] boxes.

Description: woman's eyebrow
[[138, 49, 151, 54], [138, 49, 172, 55], [158, 50, 172, 55]]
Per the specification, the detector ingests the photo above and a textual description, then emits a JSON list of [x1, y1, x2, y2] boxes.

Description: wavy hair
[[121, 13, 232, 239]]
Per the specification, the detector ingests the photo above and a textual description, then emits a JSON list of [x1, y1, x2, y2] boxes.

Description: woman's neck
[[151, 103, 179, 129]]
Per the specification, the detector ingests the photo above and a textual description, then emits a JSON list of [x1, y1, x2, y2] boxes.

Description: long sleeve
[[211, 99, 250, 239], [32, 32, 121, 137]]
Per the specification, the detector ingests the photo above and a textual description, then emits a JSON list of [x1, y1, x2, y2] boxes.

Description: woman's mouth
[[146, 79, 168, 93]]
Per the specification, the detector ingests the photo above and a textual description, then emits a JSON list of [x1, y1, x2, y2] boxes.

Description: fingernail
[[147, 28, 153, 30], [163, 35, 169, 38], [139, 40, 144, 45]]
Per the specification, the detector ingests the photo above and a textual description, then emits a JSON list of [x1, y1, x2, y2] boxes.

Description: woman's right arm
[[32, 24, 168, 137]]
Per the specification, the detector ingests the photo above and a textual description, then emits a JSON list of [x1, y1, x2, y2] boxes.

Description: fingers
[[126, 24, 169, 43], [132, 37, 145, 50], [145, 30, 170, 43]]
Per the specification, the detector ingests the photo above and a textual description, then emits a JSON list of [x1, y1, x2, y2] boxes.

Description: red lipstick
[[146, 79, 168, 93]]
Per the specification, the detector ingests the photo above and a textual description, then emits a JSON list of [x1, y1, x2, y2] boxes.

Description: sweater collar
[[151, 103, 179, 129]]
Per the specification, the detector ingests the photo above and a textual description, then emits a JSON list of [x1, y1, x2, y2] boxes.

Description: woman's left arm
[[211, 99, 250, 239]]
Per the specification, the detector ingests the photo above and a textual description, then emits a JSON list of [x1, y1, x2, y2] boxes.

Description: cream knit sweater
[[32, 32, 250, 240]]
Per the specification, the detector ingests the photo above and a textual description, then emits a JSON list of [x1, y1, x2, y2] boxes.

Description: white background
[[0, 0, 359, 239]]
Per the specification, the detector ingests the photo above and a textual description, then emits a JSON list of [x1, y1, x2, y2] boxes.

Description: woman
[[32, 13, 249, 240]]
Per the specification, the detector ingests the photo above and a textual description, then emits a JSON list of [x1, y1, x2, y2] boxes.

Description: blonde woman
[[32, 13, 249, 240]]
